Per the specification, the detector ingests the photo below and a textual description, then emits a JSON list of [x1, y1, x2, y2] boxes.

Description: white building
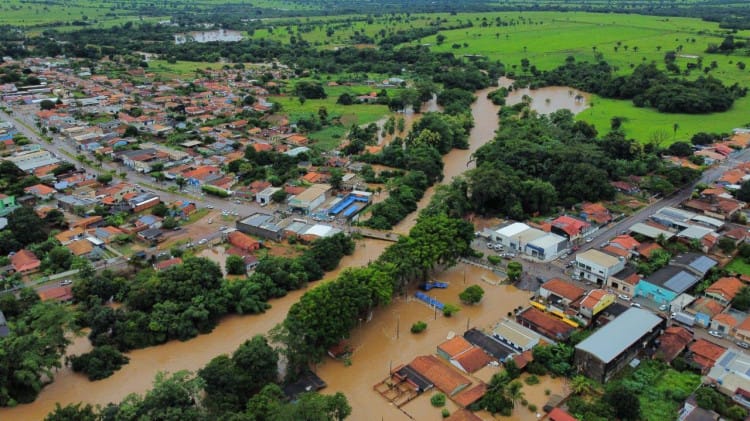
[[288, 184, 330, 214], [492, 222, 542, 250], [525, 232, 568, 262], [575, 249, 626, 286], [492, 222, 567, 261], [256, 186, 281, 205]]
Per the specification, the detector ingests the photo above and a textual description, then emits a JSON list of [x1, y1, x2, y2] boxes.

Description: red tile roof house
[[10, 249, 41, 274], [654, 326, 693, 364], [550, 215, 590, 243], [227, 231, 261, 252], [23, 183, 56, 199], [705, 277, 744, 305], [154, 257, 183, 271], [436, 336, 493, 373], [407, 355, 472, 396], [689, 339, 726, 374]]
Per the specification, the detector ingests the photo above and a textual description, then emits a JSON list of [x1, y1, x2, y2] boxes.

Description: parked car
[[198, 239, 208, 245], [59, 279, 72, 286], [736, 341, 750, 349], [207, 205, 214, 209], [618, 294, 631, 301], [585, 237, 593, 243], [630, 302, 642, 308], [708, 330, 723, 338], [486, 242, 493, 248], [658, 304, 668, 311]]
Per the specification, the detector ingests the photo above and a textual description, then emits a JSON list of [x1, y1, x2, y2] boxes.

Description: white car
[[585, 237, 593, 243], [618, 294, 630, 301], [59, 279, 72, 286], [708, 330, 723, 338], [198, 239, 208, 245], [630, 302, 642, 308], [207, 205, 214, 209]]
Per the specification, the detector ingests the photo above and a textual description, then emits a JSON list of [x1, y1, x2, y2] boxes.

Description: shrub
[[431, 393, 446, 407], [410, 321, 428, 334], [529, 404, 538, 412], [459, 285, 485, 304], [521, 399, 528, 406], [525, 375, 540, 385], [443, 303, 461, 317], [441, 409, 450, 418], [70, 345, 130, 381], [545, 389, 551, 396], [487, 255, 502, 265]]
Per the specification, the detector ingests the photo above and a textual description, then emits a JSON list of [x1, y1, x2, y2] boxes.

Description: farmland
[[249, 11, 750, 143]]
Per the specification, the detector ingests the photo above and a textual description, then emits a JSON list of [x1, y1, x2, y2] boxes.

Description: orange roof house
[[689, 339, 726, 373], [68, 239, 94, 257], [705, 277, 744, 304], [690, 297, 725, 319], [24, 183, 56, 198], [551, 215, 590, 239], [540, 278, 585, 303], [154, 257, 183, 271], [407, 355, 472, 396], [227, 231, 261, 252], [437, 337, 473, 358], [637, 242, 663, 259], [453, 383, 487, 408], [580, 202, 612, 225], [609, 234, 640, 251], [452, 347, 493, 373], [655, 326, 693, 363], [71, 215, 104, 229], [10, 249, 41, 273], [39, 285, 73, 302]]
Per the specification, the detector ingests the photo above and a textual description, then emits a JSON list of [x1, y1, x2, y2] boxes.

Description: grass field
[[146, 60, 226, 78], [726, 257, 750, 276], [246, 11, 750, 143]]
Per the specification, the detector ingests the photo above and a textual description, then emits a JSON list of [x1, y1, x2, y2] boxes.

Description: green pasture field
[[580, 95, 750, 143], [146, 60, 226, 78], [726, 257, 750, 276]]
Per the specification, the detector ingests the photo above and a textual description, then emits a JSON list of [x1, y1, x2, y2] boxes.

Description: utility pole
[[396, 314, 400, 339]]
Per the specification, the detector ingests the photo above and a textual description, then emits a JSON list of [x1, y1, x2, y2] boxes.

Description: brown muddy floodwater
[[500, 76, 590, 116], [318, 263, 545, 420], [0, 239, 390, 420]]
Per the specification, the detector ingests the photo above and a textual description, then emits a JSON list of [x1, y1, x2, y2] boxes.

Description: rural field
[[248, 11, 750, 143]]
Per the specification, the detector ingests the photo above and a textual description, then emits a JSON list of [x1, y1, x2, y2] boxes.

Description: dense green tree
[[506, 262, 522, 283], [459, 285, 485, 304], [733, 287, 750, 311], [70, 345, 130, 381], [44, 403, 98, 421], [0, 299, 73, 406], [604, 386, 641, 421], [226, 255, 247, 275]]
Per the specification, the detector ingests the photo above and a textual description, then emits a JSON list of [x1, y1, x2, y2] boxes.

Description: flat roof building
[[237, 212, 283, 241], [575, 308, 664, 383]]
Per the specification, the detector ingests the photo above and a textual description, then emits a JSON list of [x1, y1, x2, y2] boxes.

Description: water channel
[[2, 80, 587, 420]]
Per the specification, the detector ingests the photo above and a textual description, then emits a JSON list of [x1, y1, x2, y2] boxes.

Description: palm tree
[[673, 122, 679, 140], [570, 375, 590, 395], [506, 381, 525, 408], [175, 176, 186, 191]]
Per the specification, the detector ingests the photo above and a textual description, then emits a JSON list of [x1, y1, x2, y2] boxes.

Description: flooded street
[[3, 77, 587, 419], [0, 239, 389, 420], [318, 263, 537, 420]]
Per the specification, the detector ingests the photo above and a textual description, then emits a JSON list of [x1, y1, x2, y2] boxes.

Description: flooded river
[[4, 79, 586, 420], [0, 239, 390, 420]]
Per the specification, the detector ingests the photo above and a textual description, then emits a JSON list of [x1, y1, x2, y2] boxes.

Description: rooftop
[[541, 278, 585, 301], [438, 336, 473, 358], [575, 308, 662, 364], [408, 355, 471, 396], [577, 249, 621, 268], [645, 265, 699, 294]]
